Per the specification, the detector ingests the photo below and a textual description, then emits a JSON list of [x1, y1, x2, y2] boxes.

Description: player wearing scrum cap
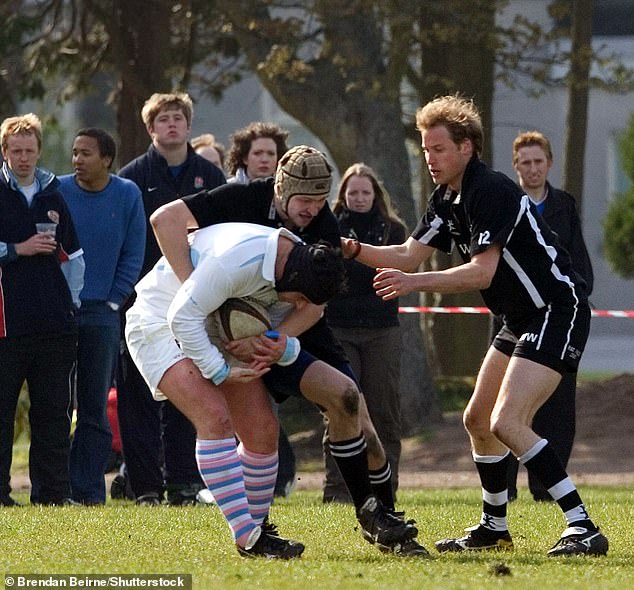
[[126, 222, 345, 558], [151, 146, 429, 557]]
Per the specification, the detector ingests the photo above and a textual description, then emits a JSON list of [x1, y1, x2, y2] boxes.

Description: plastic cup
[[36, 223, 57, 237]]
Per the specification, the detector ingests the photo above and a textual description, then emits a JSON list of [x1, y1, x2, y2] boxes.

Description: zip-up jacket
[[0, 163, 84, 337]]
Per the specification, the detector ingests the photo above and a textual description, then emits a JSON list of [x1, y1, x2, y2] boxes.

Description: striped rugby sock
[[520, 439, 595, 529], [196, 438, 257, 548], [369, 461, 395, 510], [237, 443, 278, 526], [328, 434, 373, 510]]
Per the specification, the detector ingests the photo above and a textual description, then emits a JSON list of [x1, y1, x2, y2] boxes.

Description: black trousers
[[0, 333, 76, 504], [116, 348, 202, 498], [508, 371, 577, 500]]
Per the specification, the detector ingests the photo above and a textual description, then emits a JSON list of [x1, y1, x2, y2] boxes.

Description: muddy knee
[[340, 385, 360, 417]]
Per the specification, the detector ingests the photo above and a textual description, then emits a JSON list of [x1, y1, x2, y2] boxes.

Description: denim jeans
[[70, 317, 119, 504]]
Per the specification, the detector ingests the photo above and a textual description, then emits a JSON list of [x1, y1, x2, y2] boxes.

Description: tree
[[603, 111, 634, 278], [562, 0, 594, 216], [407, 0, 498, 378], [0, 0, 243, 165], [214, 0, 441, 430]]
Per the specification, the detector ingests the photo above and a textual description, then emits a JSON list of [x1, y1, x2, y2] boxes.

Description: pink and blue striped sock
[[196, 438, 257, 548], [238, 443, 278, 526]]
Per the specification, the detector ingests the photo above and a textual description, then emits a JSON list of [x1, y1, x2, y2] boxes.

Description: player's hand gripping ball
[[205, 297, 273, 368]]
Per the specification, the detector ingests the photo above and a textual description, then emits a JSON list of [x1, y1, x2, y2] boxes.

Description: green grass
[[1, 488, 632, 589]]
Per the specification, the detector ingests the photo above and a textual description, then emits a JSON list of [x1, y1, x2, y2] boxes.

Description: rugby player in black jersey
[[341, 95, 608, 557]]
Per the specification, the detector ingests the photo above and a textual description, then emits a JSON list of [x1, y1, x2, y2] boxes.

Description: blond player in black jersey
[[341, 95, 608, 557]]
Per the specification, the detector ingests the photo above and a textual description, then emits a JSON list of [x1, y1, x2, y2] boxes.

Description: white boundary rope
[[398, 306, 634, 318]]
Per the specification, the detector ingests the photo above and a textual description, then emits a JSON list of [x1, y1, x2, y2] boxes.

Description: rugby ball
[[214, 297, 272, 342]]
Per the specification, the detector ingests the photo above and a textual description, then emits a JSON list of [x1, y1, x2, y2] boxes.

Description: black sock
[[369, 461, 395, 510], [521, 439, 595, 530], [474, 452, 510, 533], [328, 434, 373, 510]]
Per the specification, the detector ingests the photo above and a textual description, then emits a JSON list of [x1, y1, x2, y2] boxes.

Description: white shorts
[[125, 310, 186, 401]]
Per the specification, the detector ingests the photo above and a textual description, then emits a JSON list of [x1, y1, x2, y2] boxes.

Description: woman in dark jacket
[[323, 163, 407, 502]]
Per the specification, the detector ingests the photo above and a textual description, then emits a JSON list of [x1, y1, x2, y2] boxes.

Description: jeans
[[69, 322, 119, 503]]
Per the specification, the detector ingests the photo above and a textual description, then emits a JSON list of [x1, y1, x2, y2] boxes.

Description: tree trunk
[[563, 0, 594, 217], [417, 0, 496, 378], [110, 0, 172, 167]]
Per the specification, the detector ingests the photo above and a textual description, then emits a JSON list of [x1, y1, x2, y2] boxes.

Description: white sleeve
[[167, 258, 234, 381], [61, 253, 85, 308]]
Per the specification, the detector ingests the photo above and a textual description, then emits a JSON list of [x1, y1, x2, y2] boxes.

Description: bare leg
[[157, 359, 234, 439], [490, 357, 561, 455], [156, 360, 258, 548], [298, 360, 361, 440], [463, 346, 510, 455]]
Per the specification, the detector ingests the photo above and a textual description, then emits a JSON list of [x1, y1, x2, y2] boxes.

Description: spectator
[[324, 163, 407, 502], [116, 92, 226, 505], [504, 130, 594, 502], [191, 133, 225, 170], [0, 113, 84, 506], [60, 128, 146, 505], [225, 122, 288, 183]]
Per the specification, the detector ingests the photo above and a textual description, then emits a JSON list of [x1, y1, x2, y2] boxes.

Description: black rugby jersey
[[411, 158, 588, 323], [183, 177, 340, 247]]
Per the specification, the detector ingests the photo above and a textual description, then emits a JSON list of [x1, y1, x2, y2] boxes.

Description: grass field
[[1, 487, 632, 589]]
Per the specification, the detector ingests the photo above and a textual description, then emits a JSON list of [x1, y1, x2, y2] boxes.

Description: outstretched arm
[[342, 236, 434, 272], [373, 244, 501, 300], [150, 199, 199, 282]]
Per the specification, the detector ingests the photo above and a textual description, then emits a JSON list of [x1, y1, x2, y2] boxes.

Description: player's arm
[[167, 260, 269, 385], [373, 243, 501, 300], [342, 235, 434, 272], [150, 199, 199, 283], [275, 302, 324, 337]]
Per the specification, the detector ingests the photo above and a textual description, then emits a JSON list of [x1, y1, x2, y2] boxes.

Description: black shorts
[[263, 350, 357, 404], [492, 300, 590, 374]]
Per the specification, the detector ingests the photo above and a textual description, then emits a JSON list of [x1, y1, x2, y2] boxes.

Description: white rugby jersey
[[132, 222, 301, 380], [412, 158, 588, 323]]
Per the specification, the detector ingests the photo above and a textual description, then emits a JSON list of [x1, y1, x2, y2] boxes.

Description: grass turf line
[[0, 488, 632, 590]]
